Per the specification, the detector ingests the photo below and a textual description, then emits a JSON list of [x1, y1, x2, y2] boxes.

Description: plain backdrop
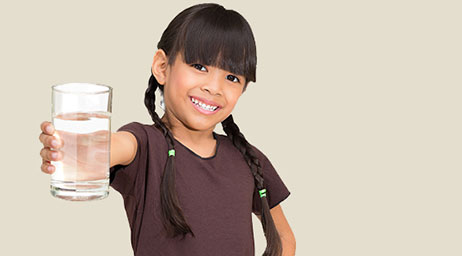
[[1, 0, 461, 255]]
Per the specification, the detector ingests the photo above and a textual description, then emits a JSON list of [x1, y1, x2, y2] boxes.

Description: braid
[[145, 74, 194, 238], [222, 115, 282, 256]]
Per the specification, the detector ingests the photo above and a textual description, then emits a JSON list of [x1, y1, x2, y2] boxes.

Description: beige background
[[1, 0, 461, 255]]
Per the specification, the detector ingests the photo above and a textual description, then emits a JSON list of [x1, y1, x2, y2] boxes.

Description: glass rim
[[52, 83, 112, 95]]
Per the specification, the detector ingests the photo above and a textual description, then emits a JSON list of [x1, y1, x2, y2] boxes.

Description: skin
[[39, 49, 295, 255]]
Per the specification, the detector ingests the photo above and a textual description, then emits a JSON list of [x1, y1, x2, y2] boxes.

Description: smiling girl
[[39, 3, 295, 256]]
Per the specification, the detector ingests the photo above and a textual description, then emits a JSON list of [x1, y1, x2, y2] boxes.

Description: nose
[[201, 73, 223, 96]]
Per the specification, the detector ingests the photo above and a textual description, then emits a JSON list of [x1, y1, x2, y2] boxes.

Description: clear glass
[[50, 83, 112, 201]]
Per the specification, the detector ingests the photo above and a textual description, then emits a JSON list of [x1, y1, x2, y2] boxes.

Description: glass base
[[50, 180, 109, 201]]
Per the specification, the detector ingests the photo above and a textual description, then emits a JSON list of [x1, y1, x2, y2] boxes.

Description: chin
[[183, 118, 217, 131]]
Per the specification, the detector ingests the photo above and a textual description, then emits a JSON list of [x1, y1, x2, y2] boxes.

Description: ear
[[151, 49, 169, 85]]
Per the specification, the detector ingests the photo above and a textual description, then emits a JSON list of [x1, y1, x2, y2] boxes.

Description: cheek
[[225, 89, 242, 109], [167, 70, 193, 97]]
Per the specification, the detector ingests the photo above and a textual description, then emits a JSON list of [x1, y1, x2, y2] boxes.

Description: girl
[[39, 3, 295, 256]]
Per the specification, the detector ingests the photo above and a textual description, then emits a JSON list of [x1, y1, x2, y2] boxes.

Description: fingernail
[[46, 125, 53, 134], [47, 166, 53, 172], [51, 152, 58, 159], [52, 140, 59, 147]]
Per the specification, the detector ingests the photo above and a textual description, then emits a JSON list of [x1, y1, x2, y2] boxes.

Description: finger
[[39, 133, 61, 148], [40, 147, 62, 161], [38, 132, 49, 145], [40, 121, 54, 135], [41, 159, 55, 174]]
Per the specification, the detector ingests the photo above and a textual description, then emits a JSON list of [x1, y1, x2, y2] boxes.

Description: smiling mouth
[[190, 96, 220, 113]]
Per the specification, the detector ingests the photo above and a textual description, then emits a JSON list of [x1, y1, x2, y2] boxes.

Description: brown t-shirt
[[110, 122, 290, 256]]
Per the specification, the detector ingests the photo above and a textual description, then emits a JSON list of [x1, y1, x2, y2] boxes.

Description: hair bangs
[[177, 7, 257, 83]]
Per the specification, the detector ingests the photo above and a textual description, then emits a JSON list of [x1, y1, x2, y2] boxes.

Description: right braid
[[145, 74, 194, 238], [222, 115, 282, 256]]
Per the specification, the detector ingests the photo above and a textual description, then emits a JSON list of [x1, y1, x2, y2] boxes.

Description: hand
[[39, 121, 62, 174], [39, 120, 110, 181]]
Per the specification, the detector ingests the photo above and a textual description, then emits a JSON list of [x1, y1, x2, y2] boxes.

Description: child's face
[[162, 53, 246, 132]]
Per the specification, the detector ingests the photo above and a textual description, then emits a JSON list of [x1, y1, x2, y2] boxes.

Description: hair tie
[[259, 189, 267, 198], [168, 149, 175, 157]]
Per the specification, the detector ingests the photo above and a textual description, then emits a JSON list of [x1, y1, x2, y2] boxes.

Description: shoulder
[[117, 121, 164, 138], [215, 132, 270, 164], [116, 121, 167, 152], [117, 121, 154, 131]]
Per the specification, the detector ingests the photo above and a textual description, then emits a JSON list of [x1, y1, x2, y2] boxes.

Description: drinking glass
[[50, 83, 112, 201]]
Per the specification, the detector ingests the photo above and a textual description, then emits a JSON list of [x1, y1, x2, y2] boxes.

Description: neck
[[160, 114, 215, 145]]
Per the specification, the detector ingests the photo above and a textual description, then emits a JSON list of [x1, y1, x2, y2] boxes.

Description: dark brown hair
[[144, 3, 282, 255]]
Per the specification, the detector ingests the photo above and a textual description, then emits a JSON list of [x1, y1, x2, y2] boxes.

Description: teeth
[[191, 97, 218, 111]]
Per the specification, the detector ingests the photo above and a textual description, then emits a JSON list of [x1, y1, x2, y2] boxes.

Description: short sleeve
[[252, 148, 291, 215], [110, 122, 148, 197]]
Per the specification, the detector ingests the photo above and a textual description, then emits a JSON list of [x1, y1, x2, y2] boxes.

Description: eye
[[226, 75, 240, 83], [191, 64, 207, 72]]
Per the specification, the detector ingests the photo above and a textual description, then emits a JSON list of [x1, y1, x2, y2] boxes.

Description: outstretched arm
[[110, 131, 138, 167], [256, 205, 296, 256]]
